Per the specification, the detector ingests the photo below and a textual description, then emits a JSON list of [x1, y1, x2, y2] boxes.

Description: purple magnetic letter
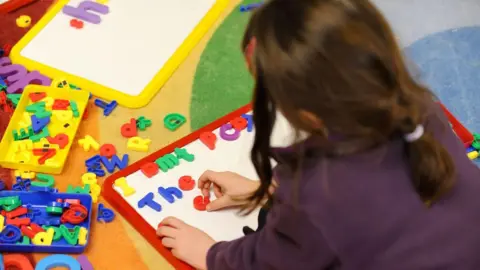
[[0, 57, 11, 66], [7, 71, 52, 93], [220, 123, 240, 141], [63, 0, 110, 24], [0, 57, 27, 84], [77, 255, 94, 270]]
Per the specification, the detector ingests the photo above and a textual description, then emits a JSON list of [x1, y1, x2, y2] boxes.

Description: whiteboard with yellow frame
[[10, 0, 229, 108]]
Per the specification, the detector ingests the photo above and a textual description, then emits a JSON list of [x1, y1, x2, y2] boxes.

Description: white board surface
[[20, 0, 216, 96], [114, 112, 297, 242]]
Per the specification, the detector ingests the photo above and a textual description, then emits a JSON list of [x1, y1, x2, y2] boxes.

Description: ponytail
[[404, 124, 455, 205], [244, 68, 277, 215]]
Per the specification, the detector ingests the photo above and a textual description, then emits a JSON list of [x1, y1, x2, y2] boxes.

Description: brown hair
[[243, 0, 455, 211]]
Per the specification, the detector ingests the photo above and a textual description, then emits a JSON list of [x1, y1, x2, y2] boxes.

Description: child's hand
[[198, 170, 260, 211], [157, 217, 215, 270]]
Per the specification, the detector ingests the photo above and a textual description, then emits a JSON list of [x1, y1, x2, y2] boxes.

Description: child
[[157, 0, 480, 269]]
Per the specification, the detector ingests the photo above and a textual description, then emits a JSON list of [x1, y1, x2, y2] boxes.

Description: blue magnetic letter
[[158, 187, 183, 204], [241, 114, 253, 132], [35, 254, 81, 270], [137, 192, 162, 212]]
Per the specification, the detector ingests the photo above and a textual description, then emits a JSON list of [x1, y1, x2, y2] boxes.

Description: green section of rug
[[190, 0, 257, 130]]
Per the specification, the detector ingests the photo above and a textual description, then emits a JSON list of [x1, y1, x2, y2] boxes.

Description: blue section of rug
[[404, 26, 480, 165]]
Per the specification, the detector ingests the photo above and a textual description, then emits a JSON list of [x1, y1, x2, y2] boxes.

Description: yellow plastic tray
[[0, 85, 89, 174]]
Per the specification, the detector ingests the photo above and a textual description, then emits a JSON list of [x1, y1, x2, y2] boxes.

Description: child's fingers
[[213, 184, 222, 198], [201, 181, 212, 197], [161, 237, 176, 248], [198, 170, 226, 188], [161, 217, 185, 228], [198, 170, 215, 189], [206, 196, 230, 212], [201, 187, 210, 197], [171, 248, 180, 259], [157, 225, 178, 238]]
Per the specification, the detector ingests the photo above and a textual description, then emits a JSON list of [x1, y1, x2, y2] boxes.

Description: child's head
[[244, 0, 454, 208]]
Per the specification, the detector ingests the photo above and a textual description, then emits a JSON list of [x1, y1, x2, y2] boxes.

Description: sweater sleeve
[[206, 202, 336, 270]]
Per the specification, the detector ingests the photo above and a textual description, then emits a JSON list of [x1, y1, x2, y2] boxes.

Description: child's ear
[[244, 37, 257, 75]]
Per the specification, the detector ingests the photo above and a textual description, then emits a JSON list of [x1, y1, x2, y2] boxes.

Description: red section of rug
[[0, 0, 54, 188], [0, 0, 54, 53]]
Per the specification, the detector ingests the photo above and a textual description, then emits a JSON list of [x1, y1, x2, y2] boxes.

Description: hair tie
[[404, 125, 424, 142]]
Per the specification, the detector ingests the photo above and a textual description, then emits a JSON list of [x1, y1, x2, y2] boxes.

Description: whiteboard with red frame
[[102, 104, 297, 269]]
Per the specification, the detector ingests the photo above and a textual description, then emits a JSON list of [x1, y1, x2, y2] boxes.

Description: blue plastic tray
[[0, 191, 93, 253]]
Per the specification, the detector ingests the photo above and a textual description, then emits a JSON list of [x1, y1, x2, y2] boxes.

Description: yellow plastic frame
[[10, 0, 230, 108], [0, 85, 89, 174]]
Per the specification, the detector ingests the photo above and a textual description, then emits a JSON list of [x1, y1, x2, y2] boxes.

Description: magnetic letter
[[155, 154, 179, 172], [121, 118, 138, 138], [220, 123, 240, 141], [127, 137, 151, 152], [138, 192, 162, 212], [164, 113, 186, 131], [62, 1, 109, 24], [199, 131, 217, 150], [158, 186, 183, 204], [7, 71, 51, 94], [242, 114, 254, 132], [32, 227, 55, 246], [141, 162, 159, 178], [230, 116, 248, 131], [78, 135, 100, 151], [35, 254, 81, 270], [174, 148, 194, 162]]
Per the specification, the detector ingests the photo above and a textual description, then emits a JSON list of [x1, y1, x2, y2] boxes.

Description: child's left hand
[[157, 217, 216, 270]]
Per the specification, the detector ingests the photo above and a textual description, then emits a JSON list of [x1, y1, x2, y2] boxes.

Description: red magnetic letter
[[121, 118, 137, 138], [141, 162, 159, 178], [199, 131, 217, 150]]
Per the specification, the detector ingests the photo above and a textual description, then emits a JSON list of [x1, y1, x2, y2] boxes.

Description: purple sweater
[[207, 105, 480, 270]]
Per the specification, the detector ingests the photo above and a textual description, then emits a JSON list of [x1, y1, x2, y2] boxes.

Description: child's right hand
[[198, 170, 260, 211]]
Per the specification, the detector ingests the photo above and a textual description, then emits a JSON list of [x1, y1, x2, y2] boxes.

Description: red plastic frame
[[438, 103, 474, 147], [0, 0, 37, 14], [102, 104, 252, 270]]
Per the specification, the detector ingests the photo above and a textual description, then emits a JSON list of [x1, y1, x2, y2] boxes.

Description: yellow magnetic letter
[[114, 177, 136, 197], [32, 228, 54, 245], [81, 172, 97, 186], [11, 140, 33, 153], [14, 170, 36, 179], [89, 184, 101, 203], [53, 110, 73, 122], [82, 173, 101, 202], [41, 96, 54, 109], [0, 215, 4, 232], [78, 227, 88, 245], [468, 151, 479, 160], [18, 112, 32, 128], [127, 137, 151, 152], [78, 135, 100, 151]]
